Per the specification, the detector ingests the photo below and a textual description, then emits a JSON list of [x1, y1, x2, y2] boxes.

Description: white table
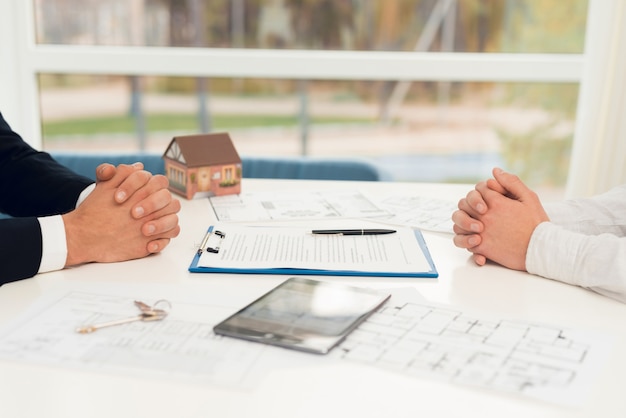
[[0, 179, 624, 418]]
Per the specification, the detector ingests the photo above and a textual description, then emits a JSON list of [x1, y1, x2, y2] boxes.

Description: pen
[[311, 228, 397, 236]]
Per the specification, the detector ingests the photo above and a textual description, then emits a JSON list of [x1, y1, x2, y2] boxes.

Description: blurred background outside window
[[34, 0, 588, 198]]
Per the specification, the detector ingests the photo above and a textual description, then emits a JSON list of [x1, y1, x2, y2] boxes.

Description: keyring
[[152, 299, 172, 314]]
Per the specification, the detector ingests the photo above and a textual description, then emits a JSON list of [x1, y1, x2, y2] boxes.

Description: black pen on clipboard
[[311, 228, 396, 236]]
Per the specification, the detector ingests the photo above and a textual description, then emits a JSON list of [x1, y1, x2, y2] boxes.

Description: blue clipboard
[[188, 225, 438, 278]]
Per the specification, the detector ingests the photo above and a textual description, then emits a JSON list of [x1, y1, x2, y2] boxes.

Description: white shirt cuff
[[37, 215, 68, 274], [77, 183, 96, 207], [37, 182, 95, 274]]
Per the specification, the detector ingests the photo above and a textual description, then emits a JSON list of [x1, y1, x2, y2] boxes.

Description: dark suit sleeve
[[0, 217, 43, 284], [0, 112, 94, 285], [0, 112, 93, 217]]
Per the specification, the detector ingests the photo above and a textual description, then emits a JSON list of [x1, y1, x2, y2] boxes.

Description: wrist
[[62, 211, 93, 267]]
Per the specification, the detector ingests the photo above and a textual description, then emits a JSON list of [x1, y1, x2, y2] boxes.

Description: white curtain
[[0, 1, 20, 127], [566, 0, 626, 198], [0, 1, 40, 141]]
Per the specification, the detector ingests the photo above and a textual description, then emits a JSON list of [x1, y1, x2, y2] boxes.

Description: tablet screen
[[213, 277, 390, 354]]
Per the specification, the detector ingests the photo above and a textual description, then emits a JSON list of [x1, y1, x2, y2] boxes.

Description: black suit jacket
[[0, 112, 93, 284]]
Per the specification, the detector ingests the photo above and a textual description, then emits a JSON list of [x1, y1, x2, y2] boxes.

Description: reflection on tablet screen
[[213, 277, 390, 354]]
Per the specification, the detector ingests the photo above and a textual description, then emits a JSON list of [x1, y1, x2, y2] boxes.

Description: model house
[[162, 132, 242, 199]]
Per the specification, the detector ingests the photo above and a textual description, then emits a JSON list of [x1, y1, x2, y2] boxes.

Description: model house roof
[[163, 133, 241, 168]]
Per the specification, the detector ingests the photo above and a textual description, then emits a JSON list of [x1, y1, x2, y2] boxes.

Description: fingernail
[[150, 243, 159, 252], [146, 224, 156, 234], [469, 236, 479, 246], [134, 206, 145, 217], [476, 203, 485, 213], [133, 162, 142, 168], [470, 223, 480, 232], [116, 191, 126, 201]]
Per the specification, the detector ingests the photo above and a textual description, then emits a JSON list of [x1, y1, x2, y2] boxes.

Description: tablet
[[213, 277, 391, 354]]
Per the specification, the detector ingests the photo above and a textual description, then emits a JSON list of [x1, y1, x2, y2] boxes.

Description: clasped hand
[[63, 162, 181, 266], [451, 168, 549, 271]]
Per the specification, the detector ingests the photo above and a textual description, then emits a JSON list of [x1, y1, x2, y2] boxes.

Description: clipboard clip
[[197, 229, 226, 255], [206, 230, 225, 253]]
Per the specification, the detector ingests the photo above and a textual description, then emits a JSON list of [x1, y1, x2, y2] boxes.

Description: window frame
[[2, 1, 583, 147], [3, 0, 623, 196]]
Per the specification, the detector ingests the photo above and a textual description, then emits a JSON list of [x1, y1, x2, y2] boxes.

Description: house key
[[75, 299, 171, 334]]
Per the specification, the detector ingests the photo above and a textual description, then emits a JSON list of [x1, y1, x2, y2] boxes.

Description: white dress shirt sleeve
[[36, 183, 96, 274], [526, 184, 626, 303], [37, 215, 68, 273]]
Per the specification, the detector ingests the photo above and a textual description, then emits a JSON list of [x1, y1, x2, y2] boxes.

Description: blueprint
[[374, 194, 457, 233], [208, 189, 457, 233], [0, 286, 611, 405], [0, 290, 313, 388], [330, 294, 612, 406], [209, 189, 388, 222]]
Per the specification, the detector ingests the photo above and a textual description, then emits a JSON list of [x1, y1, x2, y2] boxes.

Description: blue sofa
[[50, 152, 391, 182]]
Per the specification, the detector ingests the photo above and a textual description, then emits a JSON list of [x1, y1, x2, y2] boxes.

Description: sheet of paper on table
[[209, 189, 388, 222], [208, 189, 457, 233], [0, 284, 612, 406]]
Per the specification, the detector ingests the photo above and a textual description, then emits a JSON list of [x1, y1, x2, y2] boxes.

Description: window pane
[[35, 0, 587, 53], [39, 74, 576, 199]]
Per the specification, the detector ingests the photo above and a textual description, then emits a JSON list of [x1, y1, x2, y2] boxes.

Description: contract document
[[189, 223, 438, 278]]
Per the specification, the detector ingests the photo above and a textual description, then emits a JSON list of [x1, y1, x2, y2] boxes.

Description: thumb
[[492, 167, 531, 201], [95, 163, 116, 183], [95, 162, 144, 184]]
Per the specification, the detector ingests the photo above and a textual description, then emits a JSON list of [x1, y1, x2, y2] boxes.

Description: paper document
[[0, 286, 611, 406], [209, 189, 457, 233], [193, 223, 437, 277], [209, 189, 388, 222], [0, 289, 313, 388], [332, 292, 613, 406], [375, 195, 457, 233]]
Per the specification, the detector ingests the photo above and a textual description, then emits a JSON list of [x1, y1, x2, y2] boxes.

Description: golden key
[[75, 299, 171, 334]]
